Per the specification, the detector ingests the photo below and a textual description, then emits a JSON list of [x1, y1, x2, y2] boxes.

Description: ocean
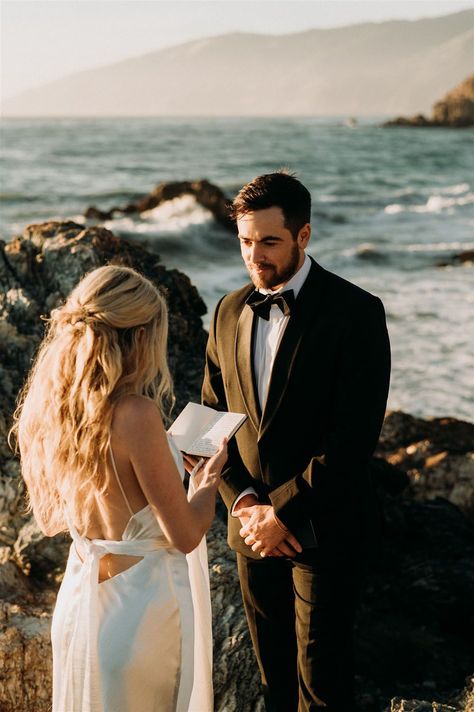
[[1, 117, 473, 421]]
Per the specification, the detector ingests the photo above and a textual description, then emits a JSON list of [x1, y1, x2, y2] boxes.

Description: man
[[201, 171, 391, 711]]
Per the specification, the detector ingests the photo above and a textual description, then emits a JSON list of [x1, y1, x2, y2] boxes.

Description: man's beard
[[248, 244, 300, 290]]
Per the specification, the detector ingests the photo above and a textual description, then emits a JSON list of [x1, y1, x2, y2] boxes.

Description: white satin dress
[[51, 436, 213, 712]]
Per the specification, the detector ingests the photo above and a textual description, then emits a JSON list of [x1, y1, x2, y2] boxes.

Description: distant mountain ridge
[[2, 9, 473, 117]]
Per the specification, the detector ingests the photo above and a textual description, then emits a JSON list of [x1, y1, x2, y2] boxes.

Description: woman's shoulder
[[112, 395, 165, 440]]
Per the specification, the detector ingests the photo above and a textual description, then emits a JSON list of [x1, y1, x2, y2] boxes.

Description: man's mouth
[[251, 264, 273, 273]]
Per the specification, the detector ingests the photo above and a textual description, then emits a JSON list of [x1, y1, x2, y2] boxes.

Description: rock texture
[[436, 249, 474, 268], [376, 411, 474, 519], [1, 222, 473, 712], [85, 179, 236, 232], [383, 73, 474, 127]]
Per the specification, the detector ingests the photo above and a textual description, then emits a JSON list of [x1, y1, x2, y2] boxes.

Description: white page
[[167, 402, 215, 452], [168, 402, 247, 457], [188, 412, 246, 456]]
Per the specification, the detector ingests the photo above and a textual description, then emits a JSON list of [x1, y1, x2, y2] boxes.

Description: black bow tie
[[246, 289, 295, 320]]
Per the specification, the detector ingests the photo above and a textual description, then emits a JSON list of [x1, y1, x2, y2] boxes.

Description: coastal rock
[[376, 411, 474, 518], [436, 249, 474, 267], [386, 673, 474, 712], [85, 179, 236, 232], [207, 516, 265, 712], [383, 73, 474, 127], [357, 493, 474, 709], [432, 74, 474, 127]]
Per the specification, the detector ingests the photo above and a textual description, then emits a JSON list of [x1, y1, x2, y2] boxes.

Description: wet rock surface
[[85, 178, 236, 232]]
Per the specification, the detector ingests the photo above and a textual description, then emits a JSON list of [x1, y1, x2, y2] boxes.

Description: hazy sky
[[1, 0, 473, 100]]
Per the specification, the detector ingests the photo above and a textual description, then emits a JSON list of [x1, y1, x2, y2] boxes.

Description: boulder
[[85, 179, 236, 232], [376, 411, 474, 519]]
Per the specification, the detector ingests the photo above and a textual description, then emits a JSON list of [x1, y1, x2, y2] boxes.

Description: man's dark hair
[[231, 170, 311, 239]]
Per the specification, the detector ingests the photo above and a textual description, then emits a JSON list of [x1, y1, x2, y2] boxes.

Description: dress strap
[[109, 443, 134, 518]]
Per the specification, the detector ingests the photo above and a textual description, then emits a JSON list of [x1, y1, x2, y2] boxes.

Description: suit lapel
[[259, 258, 327, 440], [234, 298, 261, 433]]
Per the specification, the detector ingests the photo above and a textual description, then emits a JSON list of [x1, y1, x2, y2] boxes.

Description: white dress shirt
[[232, 253, 312, 514]]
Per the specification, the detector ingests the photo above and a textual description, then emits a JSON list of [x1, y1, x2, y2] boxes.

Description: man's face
[[237, 206, 311, 290]]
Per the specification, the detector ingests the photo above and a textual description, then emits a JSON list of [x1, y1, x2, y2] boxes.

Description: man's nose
[[249, 242, 264, 263]]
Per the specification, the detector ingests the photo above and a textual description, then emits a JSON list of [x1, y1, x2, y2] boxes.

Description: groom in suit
[[201, 171, 391, 711]]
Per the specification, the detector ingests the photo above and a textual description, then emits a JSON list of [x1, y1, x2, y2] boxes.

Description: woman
[[9, 264, 227, 712]]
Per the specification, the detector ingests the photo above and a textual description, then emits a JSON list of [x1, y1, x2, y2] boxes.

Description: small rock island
[[383, 73, 474, 127]]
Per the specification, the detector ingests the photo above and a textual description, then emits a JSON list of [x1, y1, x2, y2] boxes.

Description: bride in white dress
[[10, 265, 227, 712]]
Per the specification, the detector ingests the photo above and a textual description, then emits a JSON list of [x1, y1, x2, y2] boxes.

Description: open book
[[167, 402, 247, 457]]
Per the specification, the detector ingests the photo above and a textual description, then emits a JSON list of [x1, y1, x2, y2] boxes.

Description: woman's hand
[[182, 438, 228, 488]]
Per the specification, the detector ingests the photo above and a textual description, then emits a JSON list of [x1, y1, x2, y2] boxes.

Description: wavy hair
[[9, 265, 174, 536]]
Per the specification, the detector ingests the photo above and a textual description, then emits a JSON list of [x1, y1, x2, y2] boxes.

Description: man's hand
[[238, 504, 302, 558]]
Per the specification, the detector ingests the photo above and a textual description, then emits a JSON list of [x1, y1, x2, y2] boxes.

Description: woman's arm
[[114, 395, 227, 554]]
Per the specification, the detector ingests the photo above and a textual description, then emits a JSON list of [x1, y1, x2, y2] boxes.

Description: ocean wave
[[105, 195, 213, 235], [437, 182, 471, 195], [384, 192, 474, 214], [404, 241, 474, 253], [339, 240, 474, 267]]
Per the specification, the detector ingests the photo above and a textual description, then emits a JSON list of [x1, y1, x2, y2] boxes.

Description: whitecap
[[104, 195, 213, 235], [384, 203, 404, 214], [436, 183, 470, 195], [384, 192, 474, 214], [141, 195, 212, 230]]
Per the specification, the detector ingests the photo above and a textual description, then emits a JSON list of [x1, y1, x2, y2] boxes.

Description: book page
[[167, 402, 216, 452], [168, 402, 247, 457], [187, 411, 246, 456]]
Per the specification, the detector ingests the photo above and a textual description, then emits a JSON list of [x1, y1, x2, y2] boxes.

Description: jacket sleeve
[[269, 297, 391, 532], [201, 298, 257, 512]]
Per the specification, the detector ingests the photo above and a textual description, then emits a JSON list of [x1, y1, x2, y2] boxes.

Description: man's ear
[[298, 223, 311, 248]]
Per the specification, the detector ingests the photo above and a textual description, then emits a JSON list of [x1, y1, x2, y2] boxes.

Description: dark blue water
[[1, 117, 473, 419]]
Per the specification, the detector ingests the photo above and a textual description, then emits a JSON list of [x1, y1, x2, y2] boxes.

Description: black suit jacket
[[202, 257, 391, 559]]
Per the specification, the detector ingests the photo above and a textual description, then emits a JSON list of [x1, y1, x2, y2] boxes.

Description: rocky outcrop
[[436, 249, 474, 268], [375, 411, 474, 519], [383, 74, 474, 128], [432, 75, 474, 127], [1, 222, 473, 711], [85, 179, 236, 232]]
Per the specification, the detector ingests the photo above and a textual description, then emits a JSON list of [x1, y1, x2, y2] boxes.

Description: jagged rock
[[375, 411, 474, 519], [0, 592, 56, 712], [85, 179, 236, 232], [383, 74, 474, 128], [436, 249, 474, 267], [384, 114, 433, 127], [356, 494, 474, 708], [207, 516, 264, 712], [432, 75, 474, 127], [387, 699, 456, 711]]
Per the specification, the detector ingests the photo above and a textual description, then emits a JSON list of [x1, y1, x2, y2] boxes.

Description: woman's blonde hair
[[9, 265, 173, 536]]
